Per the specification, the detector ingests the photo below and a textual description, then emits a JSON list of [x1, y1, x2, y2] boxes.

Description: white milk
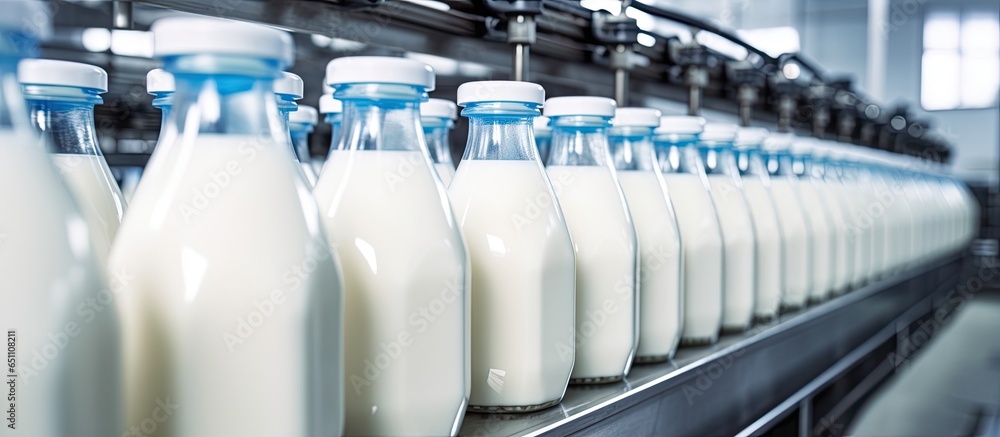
[[617, 170, 682, 362], [314, 150, 467, 436], [769, 178, 811, 308], [706, 175, 755, 330], [661, 173, 723, 344], [108, 134, 344, 436], [0, 131, 121, 437], [435, 162, 455, 187], [844, 180, 875, 285], [448, 160, 576, 410], [546, 165, 638, 382], [742, 178, 783, 319], [814, 181, 852, 294], [50, 153, 126, 269], [796, 180, 833, 301]]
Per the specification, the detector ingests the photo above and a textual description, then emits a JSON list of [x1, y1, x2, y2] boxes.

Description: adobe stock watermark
[[121, 397, 179, 437], [221, 240, 334, 352], [511, 170, 575, 233], [347, 276, 464, 396], [18, 268, 133, 386], [178, 133, 275, 224]]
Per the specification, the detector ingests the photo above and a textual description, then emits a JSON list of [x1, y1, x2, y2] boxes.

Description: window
[[921, 9, 1000, 111]]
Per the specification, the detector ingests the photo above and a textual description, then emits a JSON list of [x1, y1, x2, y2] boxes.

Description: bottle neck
[[334, 83, 426, 152], [653, 136, 701, 175], [289, 122, 312, 163], [698, 141, 739, 176], [461, 101, 541, 161], [164, 68, 283, 147], [609, 126, 656, 171], [27, 99, 102, 155], [546, 115, 613, 167], [422, 117, 453, 165]]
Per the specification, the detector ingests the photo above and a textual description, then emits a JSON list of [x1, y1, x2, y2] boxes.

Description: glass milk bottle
[[839, 160, 875, 286], [19, 59, 126, 268], [288, 104, 318, 186], [317, 93, 342, 175], [809, 151, 855, 296], [107, 17, 344, 436], [609, 107, 683, 362], [734, 127, 782, 321], [533, 115, 552, 164], [275, 72, 317, 186], [699, 123, 756, 331], [313, 56, 468, 436], [762, 135, 812, 309], [448, 80, 575, 412], [789, 144, 834, 303], [854, 162, 889, 280], [544, 96, 638, 383], [420, 98, 458, 186], [654, 116, 724, 345], [0, 7, 121, 436]]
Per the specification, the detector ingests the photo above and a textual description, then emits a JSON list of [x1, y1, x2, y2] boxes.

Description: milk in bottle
[[654, 116, 724, 344], [811, 152, 854, 295], [544, 96, 638, 383], [609, 107, 683, 362], [700, 123, 756, 331], [534, 115, 552, 164], [790, 144, 834, 302], [735, 127, 783, 320], [107, 17, 345, 436], [0, 7, 121, 435], [19, 59, 126, 268], [313, 56, 468, 435], [421, 98, 458, 186], [762, 135, 811, 309], [275, 72, 318, 186], [840, 161, 875, 286], [317, 93, 342, 175], [288, 104, 319, 187], [448, 81, 575, 411]]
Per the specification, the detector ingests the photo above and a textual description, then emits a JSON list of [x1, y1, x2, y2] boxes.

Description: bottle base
[[753, 313, 776, 324], [780, 303, 803, 313], [570, 374, 625, 385], [681, 336, 717, 346], [635, 353, 673, 364], [468, 397, 562, 414], [721, 324, 750, 334]]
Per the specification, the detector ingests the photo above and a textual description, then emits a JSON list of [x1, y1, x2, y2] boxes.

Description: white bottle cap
[[700, 123, 739, 142], [655, 115, 705, 135], [456, 81, 544, 106], [326, 56, 435, 91], [319, 94, 342, 114], [274, 72, 303, 99], [146, 69, 174, 94], [612, 107, 661, 127], [735, 127, 769, 147], [421, 98, 457, 120], [289, 105, 318, 125], [319, 94, 344, 114], [533, 116, 552, 134], [18, 59, 107, 92], [152, 17, 294, 66], [543, 96, 616, 117]]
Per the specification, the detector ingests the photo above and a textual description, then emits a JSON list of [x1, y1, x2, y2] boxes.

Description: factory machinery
[[40, 1, 996, 435]]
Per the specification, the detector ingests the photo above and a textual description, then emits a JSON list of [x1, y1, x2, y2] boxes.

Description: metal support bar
[[508, 14, 536, 82], [113, 1, 133, 29]]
